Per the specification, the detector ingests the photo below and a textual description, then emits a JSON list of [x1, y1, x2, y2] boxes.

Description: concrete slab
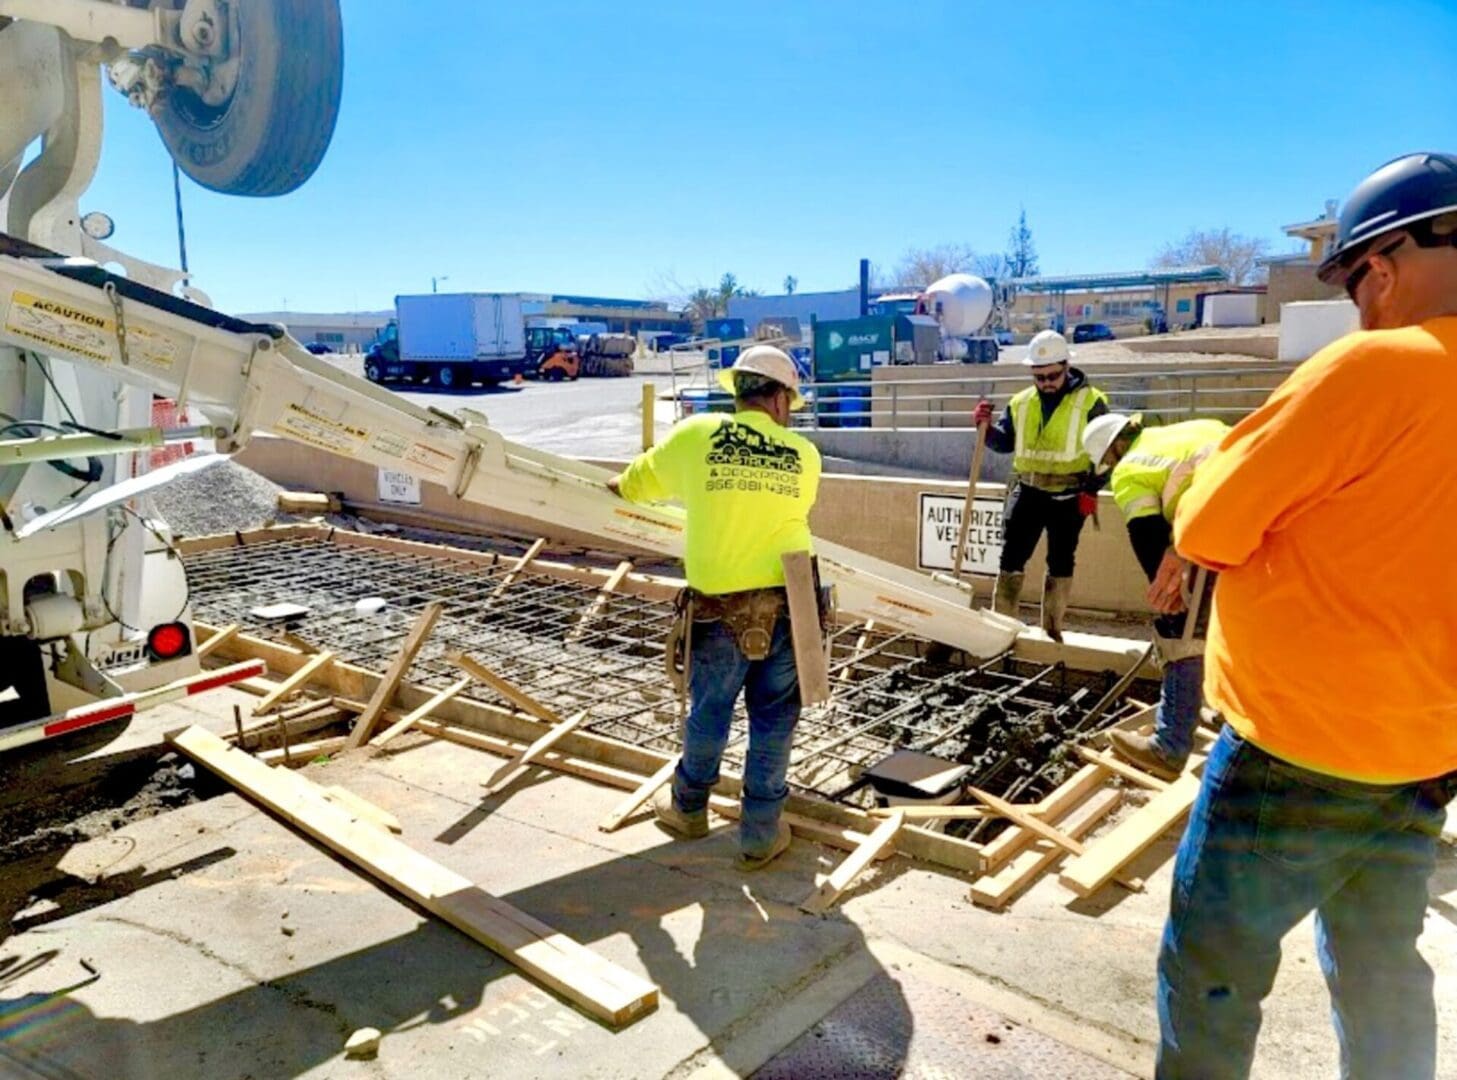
[[4, 719, 1457, 1079]]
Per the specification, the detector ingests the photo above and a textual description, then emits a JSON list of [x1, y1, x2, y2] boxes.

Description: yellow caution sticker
[[4, 291, 113, 363], [127, 325, 182, 370], [275, 403, 369, 455]]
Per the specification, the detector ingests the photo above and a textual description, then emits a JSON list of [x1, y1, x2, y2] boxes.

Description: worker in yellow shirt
[[1081, 414, 1228, 780], [609, 346, 821, 870], [1155, 153, 1457, 1078], [973, 330, 1108, 641]]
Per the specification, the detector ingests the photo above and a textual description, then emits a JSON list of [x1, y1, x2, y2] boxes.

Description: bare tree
[[1003, 208, 1039, 279], [1153, 227, 1271, 285], [783, 274, 798, 295], [888, 243, 993, 290]]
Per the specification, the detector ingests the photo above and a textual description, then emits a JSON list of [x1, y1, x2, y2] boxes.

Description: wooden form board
[[1060, 770, 1203, 898], [781, 551, 831, 706], [197, 623, 239, 659], [169, 725, 658, 1027], [346, 602, 443, 748], [197, 623, 988, 874], [800, 810, 905, 915]]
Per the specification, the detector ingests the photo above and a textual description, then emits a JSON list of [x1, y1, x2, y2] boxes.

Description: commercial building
[[1007, 266, 1229, 333], [728, 288, 862, 338], [240, 310, 393, 353], [1261, 202, 1344, 317]]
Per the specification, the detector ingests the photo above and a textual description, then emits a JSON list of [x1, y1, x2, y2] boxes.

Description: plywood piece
[[450, 653, 559, 726], [800, 810, 905, 915], [1059, 770, 1204, 898], [781, 551, 830, 706], [599, 757, 678, 833], [346, 602, 443, 748], [197, 623, 239, 659], [482, 710, 589, 795], [254, 650, 336, 715], [169, 725, 658, 1027], [1075, 745, 1171, 791], [370, 677, 471, 750], [970, 789, 1122, 910], [489, 537, 546, 601], [567, 560, 633, 642]]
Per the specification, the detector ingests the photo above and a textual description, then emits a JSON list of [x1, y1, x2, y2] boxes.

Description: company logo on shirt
[[705, 421, 803, 474]]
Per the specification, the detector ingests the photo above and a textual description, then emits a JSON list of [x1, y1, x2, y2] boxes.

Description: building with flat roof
[[728, 289, 862, 338], [1261, 201, 1344, 318], [240, 310, 393, 353], [1008, 265, 1229, 332]]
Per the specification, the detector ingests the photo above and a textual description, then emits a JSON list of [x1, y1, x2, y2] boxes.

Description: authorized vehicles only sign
[[917, 493, 1004, 575]]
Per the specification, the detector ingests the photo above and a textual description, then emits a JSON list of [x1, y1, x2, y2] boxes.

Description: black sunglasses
[[1343, 236, 1407, 301], [1031, 367, 1066, 384]]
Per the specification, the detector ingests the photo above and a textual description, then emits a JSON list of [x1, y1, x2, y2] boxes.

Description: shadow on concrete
[[0, 830, 913, 1078]]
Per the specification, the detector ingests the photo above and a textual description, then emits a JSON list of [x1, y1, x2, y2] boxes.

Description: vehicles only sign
[[377, 468, 421, 505], [918, 493, 1004, 575]]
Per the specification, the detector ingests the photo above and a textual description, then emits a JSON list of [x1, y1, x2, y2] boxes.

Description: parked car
[[303, 341, 334, 355], [1072, 323, 1116, 343]]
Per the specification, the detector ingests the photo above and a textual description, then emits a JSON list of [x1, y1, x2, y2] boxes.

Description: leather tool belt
[[690, 587, 787, 661]]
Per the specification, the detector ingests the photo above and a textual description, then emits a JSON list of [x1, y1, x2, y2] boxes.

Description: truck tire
[[153, 0, 344, 196], [364, 360, 381, 383], [437, 365, 457, 390]]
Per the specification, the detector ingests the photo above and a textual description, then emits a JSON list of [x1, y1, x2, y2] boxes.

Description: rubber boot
[[993, 571, 1025, 617], [1041, 575, 1073, 643]]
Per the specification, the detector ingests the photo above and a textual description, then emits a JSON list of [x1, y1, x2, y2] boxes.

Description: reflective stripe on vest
[[1011, 385, 1098, 475], [1160, 445, 1218, 520]]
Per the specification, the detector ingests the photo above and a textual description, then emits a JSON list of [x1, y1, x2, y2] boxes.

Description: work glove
[[972, 399, 993, 427], [1147, 550, 1191, 615], [1077, 492, 1098, 517]]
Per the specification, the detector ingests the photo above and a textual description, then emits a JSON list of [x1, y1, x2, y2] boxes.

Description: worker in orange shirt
[[1154, 153, 1457, 1079]]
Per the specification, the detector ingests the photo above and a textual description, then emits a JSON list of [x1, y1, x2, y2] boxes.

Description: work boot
[[1041, 575, 1073, 642], [1107, 730, 1185, 782], [735, 821, 792, 871], [652, 785, 708, 840], [993, 571, 1025, 617]]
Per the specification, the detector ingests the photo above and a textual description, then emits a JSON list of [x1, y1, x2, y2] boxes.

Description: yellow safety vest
[[1110, 419, 1231, 523], [1010, 383, 1107, 481], [616, 409, 821, 594]]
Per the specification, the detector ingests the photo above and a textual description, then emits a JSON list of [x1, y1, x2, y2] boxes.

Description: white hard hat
[[1024, 329, 1073, 367], [1083, 413, 1135, 474], [717, 344, 804, 409]]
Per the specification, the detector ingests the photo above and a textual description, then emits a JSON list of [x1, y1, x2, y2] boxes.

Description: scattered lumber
[[800, 810, 905, 915], [868, 804, 990, 821], [370, 677, 472, 750], [979, 764, 1107, 873], [970, 789, 1122, 910], [169, 725, 659, 1027], [969, 786, 1142, 893], [1075, 745, 1171, 791], [346, 602, 443, 748], [257, 735, 347, 765], [254, 650, 336, 715], [482, 710, 588, 796], [781, 551, 830, 706], [1060, 769, 1203, 898], [197, 623, 239, 659]]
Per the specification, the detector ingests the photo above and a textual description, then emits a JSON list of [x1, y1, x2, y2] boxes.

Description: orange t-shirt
[[1174, 317, 1457, 783]]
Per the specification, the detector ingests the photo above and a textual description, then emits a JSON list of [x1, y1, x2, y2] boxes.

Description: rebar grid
[[184, 537, 1147, 804]]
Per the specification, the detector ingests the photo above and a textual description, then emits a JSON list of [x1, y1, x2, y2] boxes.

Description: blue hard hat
[[1318, 152, 1457, 286]]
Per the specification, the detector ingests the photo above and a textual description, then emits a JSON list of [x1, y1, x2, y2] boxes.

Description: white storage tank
[[922, 274, 993, 337], [1278, 300, 1359, 360]]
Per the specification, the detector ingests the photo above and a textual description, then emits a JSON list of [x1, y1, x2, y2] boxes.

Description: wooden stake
[[1075, 745, 1171, 791], [449, 652, 558, 725], [346, 603, 443, 748], [781, 551, 830, 706], [836, 620, 875, 689], [482, 710, 588, 795], [951, 419, 989, 585], [967, 787, 1086, 858], [198, 623, 239, 659], [489, 537, 546, 601], [254, 650, 336, 715], [800, 810, 905, 915], [598, 756, 678, 833], [370, 677, 472, 750], [567, 560, 633, 643], [169, 725, 658, 1027]]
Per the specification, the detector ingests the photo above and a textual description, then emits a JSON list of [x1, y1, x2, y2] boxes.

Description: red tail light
[[147, 622, 192, 661]]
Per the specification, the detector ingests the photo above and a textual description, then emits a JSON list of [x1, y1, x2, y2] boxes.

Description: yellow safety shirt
[[1008, 381, 1108, 481], [1109, 419, 1230, 523], [617, 409, 821, 595]]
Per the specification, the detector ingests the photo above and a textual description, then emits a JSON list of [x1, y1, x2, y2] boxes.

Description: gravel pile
[[151, 458, 284, 538]]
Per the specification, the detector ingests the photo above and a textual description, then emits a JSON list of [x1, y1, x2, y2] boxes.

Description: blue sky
[[70, 0, 1457, 313]]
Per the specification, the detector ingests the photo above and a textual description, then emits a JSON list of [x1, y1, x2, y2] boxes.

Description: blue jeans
[[672, 615, 801, 856], [1157, 727, 1452, 1079], [1152, 656, 1203, 766]]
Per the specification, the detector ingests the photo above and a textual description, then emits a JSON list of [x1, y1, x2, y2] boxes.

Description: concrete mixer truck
[[920, 273, 1006, 364]]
